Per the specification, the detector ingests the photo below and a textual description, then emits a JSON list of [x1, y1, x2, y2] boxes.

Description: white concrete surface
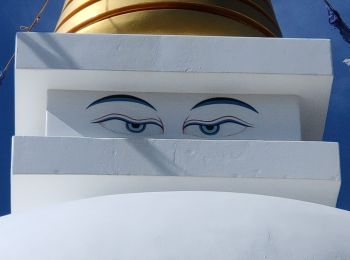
[[47, 91, 302, 140], [15, 33, 333, 140], [3, 192, 350, 260], [11, 136, 340, 210], [12, 136, 340, 179]]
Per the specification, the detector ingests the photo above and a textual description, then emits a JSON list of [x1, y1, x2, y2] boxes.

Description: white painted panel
[[46, 112, 81, 137], [16, 33, 332, 75], [47, 91, 301, 140], [12, 137, 339, 179], [11, 136, 340, 210]]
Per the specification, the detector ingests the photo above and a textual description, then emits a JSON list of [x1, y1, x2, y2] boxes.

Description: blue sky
[[0, 0, 350, 215]]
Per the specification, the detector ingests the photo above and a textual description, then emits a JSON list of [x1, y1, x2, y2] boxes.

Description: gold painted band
[[62, 0, 74, 12], [57, 0, 100, 30], [57, 2, 279, 36], [56, 0, 278, 32]]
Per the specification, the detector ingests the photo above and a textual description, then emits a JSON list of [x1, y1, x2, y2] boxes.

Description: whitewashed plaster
[[11, 136, 340, 210], [15, 33, 333, 140], [3, 192, 350, 260], [47, 91, 301, 140]]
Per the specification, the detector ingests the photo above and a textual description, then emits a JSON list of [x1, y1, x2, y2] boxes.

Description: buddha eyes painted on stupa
[[46, 90, 301, 140], [86, 95, 258, 137], [183, 97, 258, 138], [87, 95, 165, 136]]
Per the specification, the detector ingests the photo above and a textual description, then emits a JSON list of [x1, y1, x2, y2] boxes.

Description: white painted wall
[[11, 33, 338, 215], [15, 33, 333, 140], [11, 136, 340, 211], [47, 91, 301, 140]]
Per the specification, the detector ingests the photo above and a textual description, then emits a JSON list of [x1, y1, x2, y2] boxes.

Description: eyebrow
[[191, 97, 259, 113], [86, 95, 156, 110]]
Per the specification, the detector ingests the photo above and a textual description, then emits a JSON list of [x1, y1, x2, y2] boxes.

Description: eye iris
[[200, 124, 220, 135], [126, 122, 146, 133]]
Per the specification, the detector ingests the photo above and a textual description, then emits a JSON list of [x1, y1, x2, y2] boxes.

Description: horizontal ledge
[[15, 33, 332, 75], [12, 136, 340, 180]]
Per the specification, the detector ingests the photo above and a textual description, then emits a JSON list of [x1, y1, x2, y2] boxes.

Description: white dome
[[0, 192, 350, 259]]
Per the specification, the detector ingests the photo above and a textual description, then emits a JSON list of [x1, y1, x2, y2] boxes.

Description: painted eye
[[183, 116, 253, 138], [199, 124, 220, 135], [126, 122, 146, 133], [91, 113, 163, 136]]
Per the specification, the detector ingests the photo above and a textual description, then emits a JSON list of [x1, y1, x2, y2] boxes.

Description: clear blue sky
[[0, 0, 349, 216]]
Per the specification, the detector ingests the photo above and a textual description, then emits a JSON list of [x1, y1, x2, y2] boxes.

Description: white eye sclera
[[92, 114, 164, 136], [183, 116, 253, 138]]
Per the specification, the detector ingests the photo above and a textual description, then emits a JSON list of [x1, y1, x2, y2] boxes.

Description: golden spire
[[55, 0, 282, 37]]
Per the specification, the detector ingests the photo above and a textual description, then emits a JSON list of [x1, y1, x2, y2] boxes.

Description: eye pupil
[[126, 122, 146, 133], [206, 125, 214, 131], [200, 124, 220, 135]]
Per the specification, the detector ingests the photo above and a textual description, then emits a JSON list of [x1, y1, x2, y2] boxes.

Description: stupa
[[55, 0, 282, 36], [1, 0, 349, 259]]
